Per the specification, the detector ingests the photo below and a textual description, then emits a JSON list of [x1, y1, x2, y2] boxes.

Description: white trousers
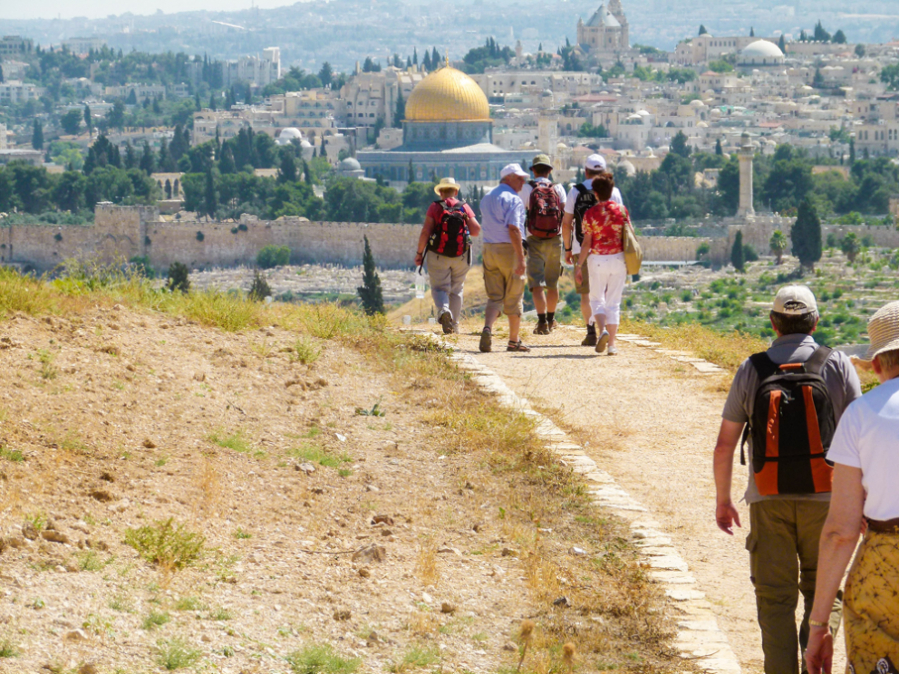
[[587, 252, 626, 325]]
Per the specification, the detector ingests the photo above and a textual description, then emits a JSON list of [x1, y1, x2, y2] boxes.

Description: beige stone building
[[576, 0, 629, 55]]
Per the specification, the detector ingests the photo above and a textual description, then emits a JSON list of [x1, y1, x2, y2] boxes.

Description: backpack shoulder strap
[[574, 183, 589, 195], [748, 351, 779, 382], [528, 180, 538, 188], [804, 345, 833, 375], [741, 351, 778, 466]]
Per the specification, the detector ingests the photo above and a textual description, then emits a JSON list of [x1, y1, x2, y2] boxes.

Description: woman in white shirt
[[805, 301, 899, 674]]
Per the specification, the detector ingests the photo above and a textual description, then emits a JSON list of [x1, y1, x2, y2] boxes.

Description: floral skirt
[[844, 530, 899, 674]]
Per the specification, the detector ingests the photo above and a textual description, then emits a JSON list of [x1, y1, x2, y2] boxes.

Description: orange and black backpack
[[741, 346, 835, 496]]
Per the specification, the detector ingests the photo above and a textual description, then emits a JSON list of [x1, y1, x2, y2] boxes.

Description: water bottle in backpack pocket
[[740, 346, 836, 496]]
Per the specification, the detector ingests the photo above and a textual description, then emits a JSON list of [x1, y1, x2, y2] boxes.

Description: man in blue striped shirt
[[478, 163, 530, 353]]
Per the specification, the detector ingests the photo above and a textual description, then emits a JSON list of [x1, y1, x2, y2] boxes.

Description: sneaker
[[581, 330, 598, 347], [479, 328, 492, 353], [533, 320, 550, 335], [506, 340, 531, 352], [596, 330, 610, 354], [438, 310, 453, 335], [607, 345, 618, 356]]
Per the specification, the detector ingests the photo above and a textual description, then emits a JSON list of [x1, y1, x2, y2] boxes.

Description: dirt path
[[451, 322, 845, 674]]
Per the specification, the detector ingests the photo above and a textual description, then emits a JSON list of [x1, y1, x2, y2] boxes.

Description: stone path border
[[417, 330, 741, 673]]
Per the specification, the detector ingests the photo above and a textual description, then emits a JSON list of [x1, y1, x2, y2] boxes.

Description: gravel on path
[[450, 322, 847, 674]]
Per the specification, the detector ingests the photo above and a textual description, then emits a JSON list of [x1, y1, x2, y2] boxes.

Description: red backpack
[[427, 200, 471, 258], [526, 181, 563, 239]]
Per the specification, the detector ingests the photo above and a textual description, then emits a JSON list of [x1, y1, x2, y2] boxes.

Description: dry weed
[[406, 610, 439, 637], [194, 452, 221, 520], [415, 542, 439, 587]]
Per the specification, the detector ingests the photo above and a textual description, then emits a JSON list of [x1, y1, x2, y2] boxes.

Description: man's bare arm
[[713, 419, 745, 535]]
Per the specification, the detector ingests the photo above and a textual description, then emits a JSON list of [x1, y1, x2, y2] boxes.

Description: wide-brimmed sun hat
[[772, 285, 818, 316], [530, 154, 553, 170], [434, 177, 461, 196], [865, 300, 899, 360]]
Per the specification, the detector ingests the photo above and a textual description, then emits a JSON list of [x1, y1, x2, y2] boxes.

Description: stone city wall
[[3, 206, 892, 273], [727, 219, 898, 258]]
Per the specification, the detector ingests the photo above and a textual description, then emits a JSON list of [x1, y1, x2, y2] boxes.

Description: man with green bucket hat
[[518, 154, 566, 335]]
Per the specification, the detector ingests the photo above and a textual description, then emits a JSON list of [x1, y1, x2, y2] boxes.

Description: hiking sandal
[[507, 340, 531, 352]]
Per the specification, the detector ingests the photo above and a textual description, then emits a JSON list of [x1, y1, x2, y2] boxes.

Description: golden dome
[[404, 67, 490, 122]]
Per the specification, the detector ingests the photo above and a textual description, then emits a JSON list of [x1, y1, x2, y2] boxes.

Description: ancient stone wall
[[3, 205, 895, 273]]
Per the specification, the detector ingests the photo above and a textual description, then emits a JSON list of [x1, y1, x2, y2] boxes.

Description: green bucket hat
[[530, 154, 553, 170]]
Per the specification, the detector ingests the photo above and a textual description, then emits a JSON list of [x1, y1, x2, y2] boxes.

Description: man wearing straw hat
[[712, 285, 862, 674], [806, 300, 899, 674], [414, 177, 481, 334]]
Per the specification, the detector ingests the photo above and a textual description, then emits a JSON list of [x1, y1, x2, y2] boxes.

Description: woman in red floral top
[[575, 173, 633, 355]]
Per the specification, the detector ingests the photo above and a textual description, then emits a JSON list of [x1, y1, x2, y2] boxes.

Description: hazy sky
[[2, 0, 299, 20]]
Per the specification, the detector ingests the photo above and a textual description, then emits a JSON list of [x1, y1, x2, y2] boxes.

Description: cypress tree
[[219, 145, 236, 174], [278, 151, 297, 184], [31, 119, 43, 150], [394, 88, 405, 128], [731, 230, 745, 272], [204, 168, 218, 219], [715, 138, 723, 155], [357, 236, 385, 315], [791, 198, 822, 271], [778, 34, 787, 53]]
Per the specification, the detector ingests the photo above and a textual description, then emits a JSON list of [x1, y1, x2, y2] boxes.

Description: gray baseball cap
[[772, 285, 818, 316]]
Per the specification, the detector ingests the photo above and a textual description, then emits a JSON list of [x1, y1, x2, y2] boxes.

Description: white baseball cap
[[500, 163, 529, 179], [585, 154, 607, 171], [772, 285, 818, 316]]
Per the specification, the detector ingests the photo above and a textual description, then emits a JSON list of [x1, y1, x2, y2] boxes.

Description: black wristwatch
[[565, 247, 572, 252]]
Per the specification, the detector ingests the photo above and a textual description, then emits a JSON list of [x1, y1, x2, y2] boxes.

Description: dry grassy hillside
[[0, 269, 690, 674]]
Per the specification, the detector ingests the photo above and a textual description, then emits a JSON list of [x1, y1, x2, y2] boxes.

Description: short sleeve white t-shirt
[[563, 181, 623, 254], [827, 378, 899, 521]]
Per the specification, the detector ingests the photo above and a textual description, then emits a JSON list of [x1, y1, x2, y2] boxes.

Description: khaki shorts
[[573, 258, 590, 294], [483, 243, 525, 316], [526, 235, 562, 290]]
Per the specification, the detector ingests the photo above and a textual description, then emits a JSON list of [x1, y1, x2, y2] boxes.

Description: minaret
[[737, 133, 755, 218]]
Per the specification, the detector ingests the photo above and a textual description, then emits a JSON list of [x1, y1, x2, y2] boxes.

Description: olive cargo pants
[[747, 499, 843, 674]]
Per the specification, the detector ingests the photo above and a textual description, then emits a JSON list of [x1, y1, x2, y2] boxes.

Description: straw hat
[[434, 177, 461, 196], [865, 300, 899, 360]]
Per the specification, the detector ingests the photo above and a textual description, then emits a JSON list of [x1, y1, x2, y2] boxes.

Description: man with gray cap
[[712, 285, 862, 674], [561, 153, 624, 346], [478, 163, 530, 353]]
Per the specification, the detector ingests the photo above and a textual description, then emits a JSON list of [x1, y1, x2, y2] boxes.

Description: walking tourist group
[[414, 158, 898, 674]]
